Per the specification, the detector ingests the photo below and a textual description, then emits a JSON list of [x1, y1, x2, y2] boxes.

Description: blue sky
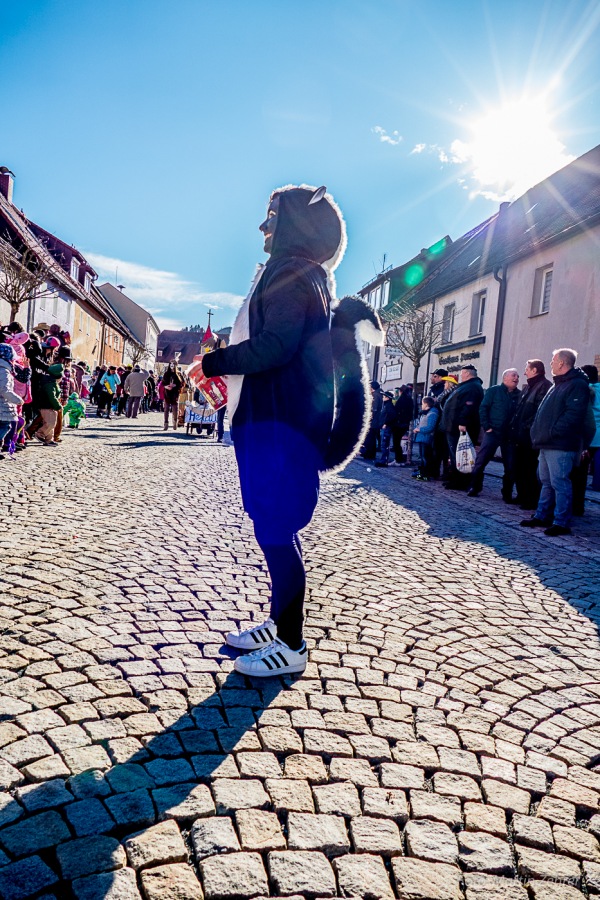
[[2, 0, 600, 330]]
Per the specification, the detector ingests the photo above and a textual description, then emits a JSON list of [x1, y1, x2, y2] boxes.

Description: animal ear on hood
[[308, 186, 327, 205]]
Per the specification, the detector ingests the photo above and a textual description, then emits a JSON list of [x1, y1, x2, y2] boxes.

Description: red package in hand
[[187, 358, 227, 410]]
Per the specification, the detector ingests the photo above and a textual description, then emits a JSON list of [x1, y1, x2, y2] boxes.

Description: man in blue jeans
[[521, 348, 590, 537]]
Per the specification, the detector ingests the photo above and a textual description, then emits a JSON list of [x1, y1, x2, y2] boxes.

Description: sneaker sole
[[225, 629, 276, 650], [234, 658, 307, 677]]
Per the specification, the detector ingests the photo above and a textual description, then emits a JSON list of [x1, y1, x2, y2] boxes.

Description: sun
[[451, 93, 574, 201]]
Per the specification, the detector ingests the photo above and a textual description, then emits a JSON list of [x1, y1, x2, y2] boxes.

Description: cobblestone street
[[2, 415, 600, 899]]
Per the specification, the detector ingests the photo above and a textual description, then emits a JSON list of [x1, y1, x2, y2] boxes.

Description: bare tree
[[384, 303, 444, 414], [128, 342, 151, 367], [0, 238, 57, 324]]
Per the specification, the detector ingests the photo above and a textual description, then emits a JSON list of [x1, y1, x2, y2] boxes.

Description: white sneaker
[[234, 638, 308, 677], [226, 618, 277, 650]]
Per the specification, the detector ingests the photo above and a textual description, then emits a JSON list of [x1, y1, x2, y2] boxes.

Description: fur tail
[[321, 295, 384, 473]]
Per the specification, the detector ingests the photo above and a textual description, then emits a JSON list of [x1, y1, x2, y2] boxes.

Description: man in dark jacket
[[506, 359, 552, 509], [201, 184, 345, 677], [362, 381, 383, 460], [375, 391, 397, 467], [522, 348, 590, 536], [440, 364, 484, 488], [391, 384, 413, 464], [467, 368, 520, 498]]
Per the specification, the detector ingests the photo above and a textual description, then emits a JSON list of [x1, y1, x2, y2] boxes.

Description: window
[[441, 303, 455, 344], [381, 281, 390, 307], [531, 264, 553, 316], [114, 334, 119, 351], [469, 291, 486, 336], [53, 295, 59, 317], [70, 258, 80, 281], [84, 272, 92, 292], [157, 349, 163, 357]]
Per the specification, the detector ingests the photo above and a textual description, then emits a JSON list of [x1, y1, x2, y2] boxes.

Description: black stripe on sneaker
[[298, 644, 307, 655], [276, 652, 289, 667], [262, 656, 275, 670], [264, 627, 273, 640], [268, 654, 282, 669], [251, 630, 262, 643]]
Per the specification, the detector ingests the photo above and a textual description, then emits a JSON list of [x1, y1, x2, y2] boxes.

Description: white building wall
[[498, 226, 600, 376]]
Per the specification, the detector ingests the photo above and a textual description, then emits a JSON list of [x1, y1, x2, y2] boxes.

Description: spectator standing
[[35, 363, 63, 446], [522, 348, 590, 536], [361, 381, 383, 460], [0, 344, 21, 461], [162, 362, 184, 430], [124, 365, 150, 419], [412, 396, 440, 480], [375, 391, 397, 467], [467, 368, 521, 498], [427, 368, 448, 401], [98, 366, 120, 419], [440, 364, 484, 489], [391, 384, 413, 465], [54, 346, 75, 443], [583, 365, 600, 492], [432, 374, 457, 478], [507, 359, 552, 509]]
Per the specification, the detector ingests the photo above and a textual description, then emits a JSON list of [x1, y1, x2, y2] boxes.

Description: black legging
[[253, 521, 305, 651]]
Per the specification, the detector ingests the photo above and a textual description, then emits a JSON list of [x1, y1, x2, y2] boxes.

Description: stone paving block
[[191, 816, 241, 860], [0, 758, 25, 790], [144, 756, 195, 786], [380, 763, 425, 790], [0, 734, 53, 767], [22, 753, 71, 781], [287, 812, 350, 856], [200, 851, 268, 899], [583, 859, 600, 893], [410, 790, 462, 827], [433, 771, 482, 801], [438, 747, 481, 778], [482, 778, 530, 813], [392, 858, 463, 900], [237, 751, 282, 778], [0, 791, 24, 828], [464, 801, 506, 836], [63, 744, 112, 774], [153, 782, 215, 822], [105, 788, 156, 829], [212, 777, 270, 812], [516, 843, 581, 884], [329, 756, 377, 786], [124, 819, 187, 869], [405, 819, 459, 865], [392, 740, 439, 768], [268, 850, 336, 898], [512, 812, 554, 850], [333, 852, 394, 899], [302, 729, 353, 757], [65, 797, 116, 836], [349, 815, 402, 856], [235, 809, 286, 851], [46, 724, 91, 752], [266, 777, 315, 813], [551, 777, 600, 811], [192, 754, 239, 779], [140, 863, 204, 900], [463, 872, 528, 899], [537, 795, 577, 826], [57, 835, 126, 879], [0, 855, 58, 900], [72, 867, 142, 900], [458, 830, 515, 875], [553, 824, 600, 861], [68, 768, 111, 799], [361, 787, 409, 822], [0, 809, 71, 856], [16, 777, 72, 811], [258, 726, 303, 754], [283, 753, 328, 783], [527, 884, 586, 900], [313, 781, 361, 817]]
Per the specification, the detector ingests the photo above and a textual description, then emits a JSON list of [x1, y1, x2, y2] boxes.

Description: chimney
[[498, 201, 510, 216], [0, 169, 14, 204]]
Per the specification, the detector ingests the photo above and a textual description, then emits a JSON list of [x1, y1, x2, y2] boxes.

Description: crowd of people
[[362, 348, 600, 537], [0, 319, 200, 459]]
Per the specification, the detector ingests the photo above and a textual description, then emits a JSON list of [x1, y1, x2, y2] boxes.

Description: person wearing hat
[[428, 368, 448, 401], [98, 366, 120, 419], [375, 390, 398, 467], [34, 363, 63, 446], [361, 380, 383, 460], [54, 345, 75, 442], [439, 365, 484, 488], [390, 384, 413, 465]]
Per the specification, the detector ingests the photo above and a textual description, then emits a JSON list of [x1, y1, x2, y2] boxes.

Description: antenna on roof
[[117, 284, 126, 292]]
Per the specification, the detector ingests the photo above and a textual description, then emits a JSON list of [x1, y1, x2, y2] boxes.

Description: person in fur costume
[[201, 184, 382, 677]]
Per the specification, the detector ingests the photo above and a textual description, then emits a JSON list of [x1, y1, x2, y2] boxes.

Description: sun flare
[[451, 94, 574, 201]]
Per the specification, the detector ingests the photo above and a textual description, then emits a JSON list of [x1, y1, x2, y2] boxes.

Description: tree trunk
[[412, 364, 420, 417], [9, 302, 21, 325]]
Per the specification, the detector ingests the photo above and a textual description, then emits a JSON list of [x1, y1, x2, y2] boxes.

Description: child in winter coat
[[0, 344, 21, 460], [35, 363, 63, 446], [64, 392, 86, 428], [413, 396, 440, 480]]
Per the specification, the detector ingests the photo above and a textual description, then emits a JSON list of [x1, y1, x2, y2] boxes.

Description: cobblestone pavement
[[1, 414, 600, 900]]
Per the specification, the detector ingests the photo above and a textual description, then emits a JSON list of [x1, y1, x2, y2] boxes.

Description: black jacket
[[530, 367, 590, 451], [510, 373, 552, 445], [394, 392, 413, 428], [370, 390, 383, 428], [479, 383, 521, 434], [380, 398, 397, 427], [440, 377, 484, 435]]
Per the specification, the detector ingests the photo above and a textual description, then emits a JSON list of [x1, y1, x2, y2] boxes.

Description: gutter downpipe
[[490, 264, 507, 386], [424, 296, 437, 391]]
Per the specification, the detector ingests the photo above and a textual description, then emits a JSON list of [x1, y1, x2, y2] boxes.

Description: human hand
[[486, 428, 493, 433], [458, 426, 467, 433]]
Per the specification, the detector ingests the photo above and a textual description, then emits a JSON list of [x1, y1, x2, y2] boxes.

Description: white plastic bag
[[456, 432, 476, 474]]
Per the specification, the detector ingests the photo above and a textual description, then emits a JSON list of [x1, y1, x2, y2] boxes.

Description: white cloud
[[85, 252, 244, 329], [372, 125, 403, 146], [410, 143, 427, 154]]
